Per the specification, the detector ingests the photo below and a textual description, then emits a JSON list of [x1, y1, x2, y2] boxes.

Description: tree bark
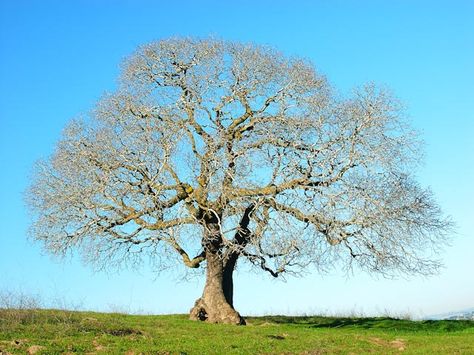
[[223, 254, 237, 306], [189, 252, 245, 324], [189, 211, 250, 325], [221, 203, 254, 309]]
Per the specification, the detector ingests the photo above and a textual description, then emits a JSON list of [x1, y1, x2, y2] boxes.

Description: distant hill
[[427, 307, 474, 320]]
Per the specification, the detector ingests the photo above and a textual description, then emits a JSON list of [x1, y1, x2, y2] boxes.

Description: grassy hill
[[1, 309, 473, 354]]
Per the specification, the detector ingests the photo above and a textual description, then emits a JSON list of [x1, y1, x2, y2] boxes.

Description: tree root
[[189, 298, 245, 325]]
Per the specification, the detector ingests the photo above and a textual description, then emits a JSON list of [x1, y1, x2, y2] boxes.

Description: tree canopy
[[27, 38, 452, 323]]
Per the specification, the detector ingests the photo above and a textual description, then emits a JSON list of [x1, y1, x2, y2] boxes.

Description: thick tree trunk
[[189, 252, 245, 325], [223, 254, 237, 306]]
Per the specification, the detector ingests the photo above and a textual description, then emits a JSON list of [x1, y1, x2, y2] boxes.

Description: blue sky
[[1, 0, 473, 317]]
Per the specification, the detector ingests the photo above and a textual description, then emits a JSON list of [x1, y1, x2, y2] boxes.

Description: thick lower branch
[[242, 251, 283, 277], [223, 203, 256, 270], [168, 237, 206, 268]]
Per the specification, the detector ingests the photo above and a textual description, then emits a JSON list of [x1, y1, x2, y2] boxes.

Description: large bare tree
[[27, 38, 452, 324]]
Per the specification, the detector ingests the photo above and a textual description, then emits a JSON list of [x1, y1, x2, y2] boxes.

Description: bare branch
[[27, 37, 452, 279]]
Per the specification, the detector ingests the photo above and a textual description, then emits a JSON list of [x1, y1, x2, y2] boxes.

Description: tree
[[27, 38, 452, 324]]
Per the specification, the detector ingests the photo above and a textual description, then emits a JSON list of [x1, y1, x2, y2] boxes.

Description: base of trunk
[[189, 297, 245, 325]]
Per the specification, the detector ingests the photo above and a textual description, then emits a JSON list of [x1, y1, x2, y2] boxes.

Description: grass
[[0, 309, 473, 354]]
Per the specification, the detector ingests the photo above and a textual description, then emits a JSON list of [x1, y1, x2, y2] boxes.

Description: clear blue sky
[[1, 0, 473, 317]]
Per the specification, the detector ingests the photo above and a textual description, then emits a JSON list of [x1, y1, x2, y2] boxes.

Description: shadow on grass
[[248, 315, 474, 332]]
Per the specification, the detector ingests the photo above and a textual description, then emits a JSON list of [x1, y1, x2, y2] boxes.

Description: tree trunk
[[189, 252, 245, 325], [223, 254, 237, 306]]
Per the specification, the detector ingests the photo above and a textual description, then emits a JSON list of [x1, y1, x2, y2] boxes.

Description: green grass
[[1, 309, 473, 354]]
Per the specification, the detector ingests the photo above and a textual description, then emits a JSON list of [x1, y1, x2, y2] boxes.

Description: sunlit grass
[[1, 309, 473, 354]]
